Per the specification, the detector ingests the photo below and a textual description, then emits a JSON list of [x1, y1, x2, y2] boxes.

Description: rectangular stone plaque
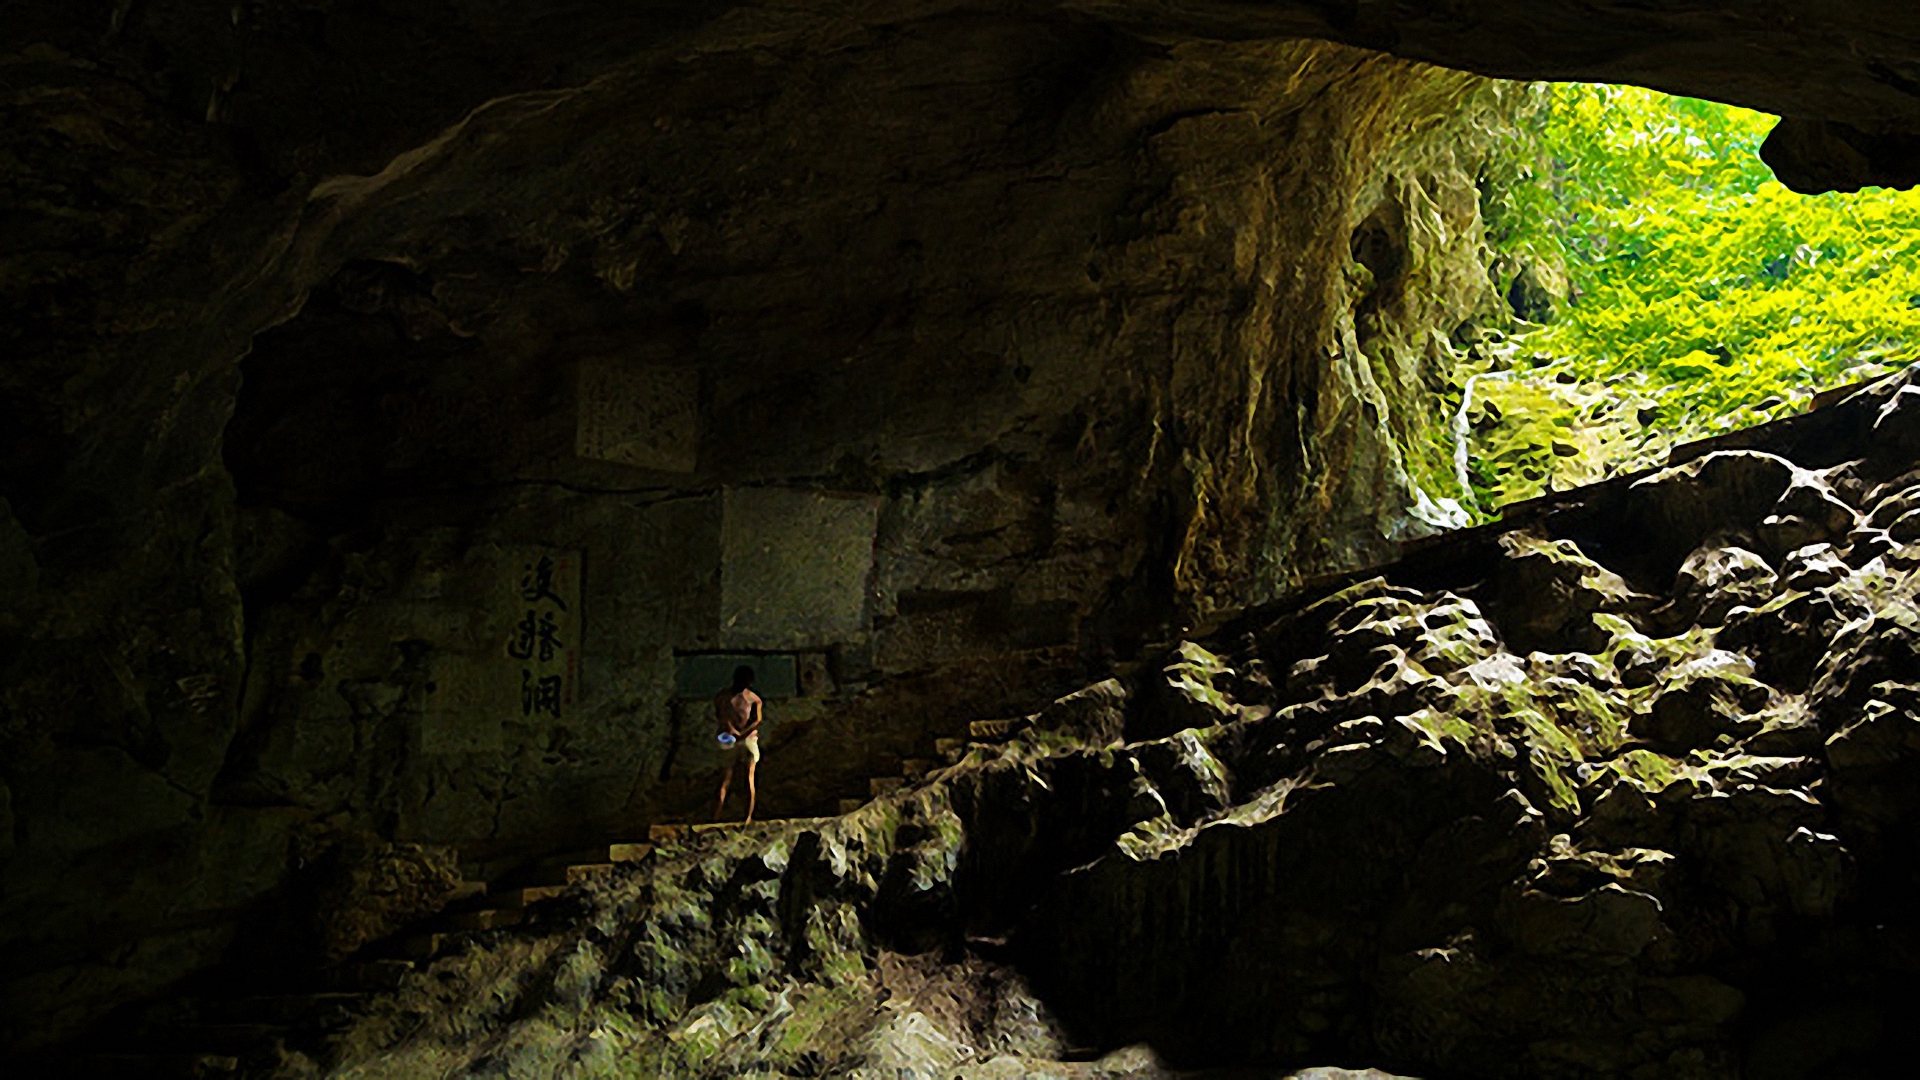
[[720, 488, 879, 649], [576, 361, 699, 472]]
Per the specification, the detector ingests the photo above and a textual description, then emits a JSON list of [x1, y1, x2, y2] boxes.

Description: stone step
[[536, 842, 654, 869], [934, 737, 968, 759], [442, 907, 524, 932], [837, 797, 867, 815], [322, 959, 415, 992], [491, 885, 567, 908], [869, 776, 906, 797], [968, 718, 1024, 740], [68, 1053, 241, 1079], [442, 881, 496, 912], [901, 757, 937, 780], [523, 860, 617, 887], [650, 818, 832, 843]]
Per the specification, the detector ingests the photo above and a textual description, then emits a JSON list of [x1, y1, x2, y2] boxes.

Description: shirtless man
[[714, 665, 763, 823]]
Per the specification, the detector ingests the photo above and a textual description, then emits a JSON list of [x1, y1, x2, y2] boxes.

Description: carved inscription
[[575, 361, 699, 472], [508, 552, 581, 720], [420, 546, 584, 754]]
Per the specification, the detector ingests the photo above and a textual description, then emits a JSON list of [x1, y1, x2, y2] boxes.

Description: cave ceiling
[[14, 2, 1920, 193], [10, 0, 1920, 529]]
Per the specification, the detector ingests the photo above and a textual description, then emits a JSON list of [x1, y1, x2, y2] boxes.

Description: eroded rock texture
[[4, 19, 1516, 1049], [14, 0, 1920, 1062], [190, 370, 1920, 1080]]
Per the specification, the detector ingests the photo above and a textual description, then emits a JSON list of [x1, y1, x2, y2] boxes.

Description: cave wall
[[13, 0, 1920, 1059], [2, 10, 1520, 1048]]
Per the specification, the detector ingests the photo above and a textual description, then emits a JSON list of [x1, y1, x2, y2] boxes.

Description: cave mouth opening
[[1456, 82, 1920, 515]]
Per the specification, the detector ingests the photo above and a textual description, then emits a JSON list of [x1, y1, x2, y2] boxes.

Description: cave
[[8, 4, 1920, 1079]]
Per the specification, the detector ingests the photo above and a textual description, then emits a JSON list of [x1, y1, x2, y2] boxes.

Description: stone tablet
[[721, 488, 878, 649], [575, 361, 698, 472]]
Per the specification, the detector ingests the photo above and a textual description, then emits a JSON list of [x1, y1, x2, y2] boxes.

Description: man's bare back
[[715, 687, 762, 739], [714, 665, 763, 822]]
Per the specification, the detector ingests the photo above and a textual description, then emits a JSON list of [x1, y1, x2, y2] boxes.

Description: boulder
[[1623, 452, 1799, 577], [1633, 654, 1771, 750], [306, 836, 464, 964], [1479, 530, 1635, 653], [1035, 678, 1130, 748], [1673, 542, 1776, 626]]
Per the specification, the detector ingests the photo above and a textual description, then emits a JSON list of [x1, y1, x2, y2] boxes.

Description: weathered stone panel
[[720, 488, 881, 650]]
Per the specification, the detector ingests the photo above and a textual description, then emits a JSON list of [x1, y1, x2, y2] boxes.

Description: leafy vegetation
[[1459, 84, 1920, 513]]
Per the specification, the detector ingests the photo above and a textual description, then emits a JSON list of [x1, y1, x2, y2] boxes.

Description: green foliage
[[1463, 84, 1920, 512]]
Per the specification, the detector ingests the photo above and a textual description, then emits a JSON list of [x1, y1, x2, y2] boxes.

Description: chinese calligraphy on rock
[[506, 552, 578, 720]]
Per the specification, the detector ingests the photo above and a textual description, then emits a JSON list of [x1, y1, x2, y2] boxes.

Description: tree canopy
[[1461, 84, 1920, 513]]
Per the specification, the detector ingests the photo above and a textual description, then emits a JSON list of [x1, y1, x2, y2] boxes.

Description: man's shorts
[[721, 732, 761, 765]]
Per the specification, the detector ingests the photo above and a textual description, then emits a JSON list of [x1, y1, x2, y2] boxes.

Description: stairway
[[57, 717, 1033, 1076], [62, 842, 662, 1078], [833, 716, 1028, 814]]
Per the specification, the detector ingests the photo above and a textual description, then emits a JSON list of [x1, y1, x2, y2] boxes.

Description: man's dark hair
[[731, 664, 756, 691]]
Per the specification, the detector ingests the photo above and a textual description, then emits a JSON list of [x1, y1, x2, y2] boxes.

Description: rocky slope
[[213, 370, 1920, 1080]]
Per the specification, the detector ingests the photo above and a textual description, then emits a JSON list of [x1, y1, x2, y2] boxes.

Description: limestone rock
[[1672, 542, 1776, 627], [1480, 530, 1634, 653], [1502, 883, 1664, 963], [1139, 644, 1240, 740], [1032, 679, 1131, 749], [23, 1, 1920, 1067], [246, 417, 1920, 1076], [1624, 452, 1798, 578], [1779, 543, 1849, 591], [307, 837, 464, 965], [1719, 590, 1848, 693], [1825, 696, 1920, 769], [1506, 260, 1569, 324], [1633, 655, 1771, 750]]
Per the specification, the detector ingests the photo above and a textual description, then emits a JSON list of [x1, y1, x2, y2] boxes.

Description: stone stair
[[57, 713, 1036, 1076], [65, 1051, 244, 1078], [64, 839, 666, 1077], [830, 715, 1030, 815], [394, 842, 658, 961]]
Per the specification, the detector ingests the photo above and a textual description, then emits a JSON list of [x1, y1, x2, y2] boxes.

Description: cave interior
[[8, 2, 1920, 1078]]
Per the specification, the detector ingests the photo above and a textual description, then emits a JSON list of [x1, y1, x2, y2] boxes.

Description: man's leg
[[715, 761, 734, 822], [744, 757, 757, 824]]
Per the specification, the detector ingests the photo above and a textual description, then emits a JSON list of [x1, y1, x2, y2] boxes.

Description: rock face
[[195, 369, 1920, 1080], [3, 20, 1518, 1049], [14, 0, 1920, 1060]]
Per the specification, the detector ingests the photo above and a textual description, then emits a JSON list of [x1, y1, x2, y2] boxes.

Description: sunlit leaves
[[1466, 84, 1920, 512]]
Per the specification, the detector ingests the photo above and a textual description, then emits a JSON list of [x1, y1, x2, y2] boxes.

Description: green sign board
[[673, 653, 799, 699]]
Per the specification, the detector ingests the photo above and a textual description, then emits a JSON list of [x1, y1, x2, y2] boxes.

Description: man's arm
[[745, 695, 763, 737]]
